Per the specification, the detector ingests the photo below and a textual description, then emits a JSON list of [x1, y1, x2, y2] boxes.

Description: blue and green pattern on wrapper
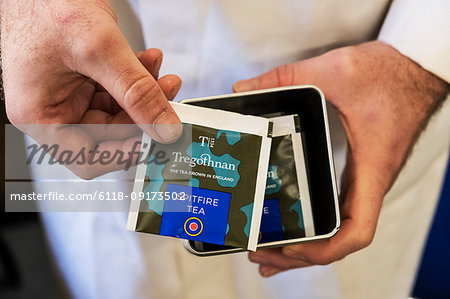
[[135, 123, 263, 249], [144, 155, 165, 216], [217, 130, 241, 146], [259, 134, 307, 242], [187, 142, 241, 188]]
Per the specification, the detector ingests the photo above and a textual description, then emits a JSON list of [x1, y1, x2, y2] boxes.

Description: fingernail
[[261, 268, 279, 277], [155, 54, 163, 69], [249, 253, 265, 264], [233, 79, 258, 93], [153, 55, 163, 78], [283, 249, 305, 261], [169, 81, 182, 99], [153, 111, 183, 143]]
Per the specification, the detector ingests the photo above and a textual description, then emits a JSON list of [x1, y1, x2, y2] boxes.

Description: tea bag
[[259, 115, 315, 244], [127, 102, 272, 251]]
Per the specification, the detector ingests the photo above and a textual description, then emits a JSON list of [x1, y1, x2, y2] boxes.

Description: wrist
[[373, 41, 448, 124]]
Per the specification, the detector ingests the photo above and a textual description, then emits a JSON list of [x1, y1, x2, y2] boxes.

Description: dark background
[[0, 63, 63, 298]]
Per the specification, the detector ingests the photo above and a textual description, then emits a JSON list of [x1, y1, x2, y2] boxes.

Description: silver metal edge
[[308, 85, 341, 232], [183, 240, 243, 257], [182, 85, 321, 104]]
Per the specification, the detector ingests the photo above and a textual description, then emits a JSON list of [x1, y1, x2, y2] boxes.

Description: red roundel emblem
[[184, 217, 203, 237], [189, 223, 198, 231]]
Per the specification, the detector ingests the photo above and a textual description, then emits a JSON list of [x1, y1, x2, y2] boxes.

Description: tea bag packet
[[259, 115, 315, 244], [127, 102, 272, 251]]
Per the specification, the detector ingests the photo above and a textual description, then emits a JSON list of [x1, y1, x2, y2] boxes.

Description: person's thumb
[[233, 63, 308, 92], [74, 27, 182, 143]]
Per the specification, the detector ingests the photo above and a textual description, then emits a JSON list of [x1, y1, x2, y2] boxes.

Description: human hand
[[1, 0, 182, 178], [233, 41, 449, 277]]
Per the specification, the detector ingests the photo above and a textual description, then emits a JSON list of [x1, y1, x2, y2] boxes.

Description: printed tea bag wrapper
[[127, 102, 272, 251], [259, 115, 315, 244]]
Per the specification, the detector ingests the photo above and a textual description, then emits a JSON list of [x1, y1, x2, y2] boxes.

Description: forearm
[[399, 50, 449, 125], [378, 43, 449, 178]]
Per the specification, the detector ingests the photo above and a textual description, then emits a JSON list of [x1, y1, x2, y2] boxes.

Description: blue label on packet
[[259, 198, 284, 243], [159, 184, 231, 245]]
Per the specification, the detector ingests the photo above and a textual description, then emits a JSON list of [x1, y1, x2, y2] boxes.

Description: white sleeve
[[378, 0, 450, 83]]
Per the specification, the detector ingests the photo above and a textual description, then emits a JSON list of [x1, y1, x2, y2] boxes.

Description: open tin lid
[[182, 85, 340, 255]]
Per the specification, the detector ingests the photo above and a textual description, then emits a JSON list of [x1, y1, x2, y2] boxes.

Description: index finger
[[72, 24, 182, 143]]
